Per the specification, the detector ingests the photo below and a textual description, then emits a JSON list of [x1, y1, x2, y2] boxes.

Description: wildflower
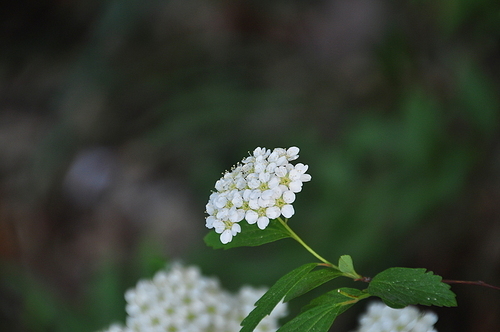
[[205, 147, 311, 244], [354, 301, 438, 332], [98, 263, 287, 332]]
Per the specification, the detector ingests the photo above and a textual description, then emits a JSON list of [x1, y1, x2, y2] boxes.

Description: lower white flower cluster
[[205, 147, 311, 244], [354, 302, 438, 332], [99, 263, 287, 332]]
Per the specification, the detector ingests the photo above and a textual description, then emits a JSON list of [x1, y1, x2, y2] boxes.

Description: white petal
[[275, 156, 287, 166], [238, 209, 246, 221], [266, 207, 280, 219], [279, 184, 288, 192], [231, 223, 241, 235], [268, 176, 280, 188], [258, 197, 273, 208], [422, 312, 438, 325], [281, 205, 295, 218], [215, 195, 227, 209], [249, 190, 261, 200], [257, 216, 270, 230], [215, 180, 224, 191], [266, 162, 277, 173], [213, 220, 225, 233], [216, 208, 229, 220], [205, 203, 215, 215], [248, 178, 260, 189], [287, 146, 299, 154], [271, 186, 282, 199], [205, 216, 216, 228], [261, 189, 274, 200], [249, 199, 260, 210], [229, 208, 244, 222], [282, 190, 296, 203], [220, 230, 233, 244], [301, 174, 312, 182], [274, 148, 286, 156], [289, 169, 300, 181], [208, 192, 218, 201], [275, 166, 287, 177], [236, 177, 247, 189], [253, 147, 265, 157], [259, 171, 271, 183], [286, 146, 299, 159], [231, 193, 243, 207], [241, 163, 252, 173], [268, 151, 279, 162], [242, 189, 252, 201], [255, 161, 266, 173], [289, 181, 303, 193], [245, 210, 258, 224]]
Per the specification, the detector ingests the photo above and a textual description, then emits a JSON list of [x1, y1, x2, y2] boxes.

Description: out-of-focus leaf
[[278, 288, 366, 332], [240, 263, 318, 332], [455, 60, 499, 136], [284, 268, 343, 302]]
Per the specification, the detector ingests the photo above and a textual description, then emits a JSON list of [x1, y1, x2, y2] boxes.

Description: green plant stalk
[[337, 289, 372, 303], [277, 217, 338, 270]]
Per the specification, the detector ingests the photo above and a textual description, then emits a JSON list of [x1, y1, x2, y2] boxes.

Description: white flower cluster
[[205, 147, 311, 244], [99, 263, 287, 332], [354, 302, 438, 332]]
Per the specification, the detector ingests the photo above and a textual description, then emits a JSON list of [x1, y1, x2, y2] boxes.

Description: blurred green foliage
[[0, 237, 166, 332]]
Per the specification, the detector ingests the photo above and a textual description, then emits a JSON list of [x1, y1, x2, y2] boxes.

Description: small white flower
[[354, 302, 438, 332], [205, 146, 311, 244], [98, 264, 288, 332]]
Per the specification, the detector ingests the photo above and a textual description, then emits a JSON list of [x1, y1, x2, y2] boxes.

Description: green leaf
[[204, 218, 291, 249], [278, 288, 366, 332], [284, 268, 343, 302], [367, 267, 457, 308], [240, 263, 318, 332], [338, 255, 360, 279]]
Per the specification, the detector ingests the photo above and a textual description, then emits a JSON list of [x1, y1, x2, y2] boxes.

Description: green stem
[[278, 217, 339, 270]]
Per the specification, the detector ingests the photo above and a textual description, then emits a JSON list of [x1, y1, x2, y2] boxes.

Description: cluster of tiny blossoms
[[354, 302, 438, 332], [205, 147, 311, 244], [99, 263, 287, 332]]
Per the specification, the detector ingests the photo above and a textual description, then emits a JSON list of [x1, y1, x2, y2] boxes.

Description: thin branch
[[354, 276, 372, 283], [442, 279, 500, 291]]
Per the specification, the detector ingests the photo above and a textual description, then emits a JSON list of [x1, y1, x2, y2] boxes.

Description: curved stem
[[278, 217, 338, 270]]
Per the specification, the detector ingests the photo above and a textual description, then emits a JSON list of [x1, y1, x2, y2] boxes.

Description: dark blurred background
[[0, 0, 499, 331]]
